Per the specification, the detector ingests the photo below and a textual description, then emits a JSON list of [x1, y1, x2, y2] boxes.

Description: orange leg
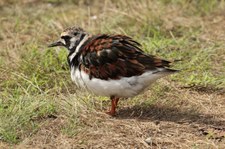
[[106, 96, 120, 116]]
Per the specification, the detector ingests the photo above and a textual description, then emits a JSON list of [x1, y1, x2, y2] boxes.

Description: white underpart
[[71, 67, 172, 98], [69, 35, 89, 62]]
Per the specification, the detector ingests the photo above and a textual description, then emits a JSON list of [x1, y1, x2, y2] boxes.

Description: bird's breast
[[70, 67, 168, 98]]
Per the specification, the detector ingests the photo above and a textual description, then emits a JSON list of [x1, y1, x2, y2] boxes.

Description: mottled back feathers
[[70, 34, 176, 80]]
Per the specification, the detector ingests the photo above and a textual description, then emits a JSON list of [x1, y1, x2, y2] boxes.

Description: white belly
[[71, 67, 168, 98]]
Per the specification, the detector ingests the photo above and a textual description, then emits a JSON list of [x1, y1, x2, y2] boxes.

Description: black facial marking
[[61, 35, 71, 45]]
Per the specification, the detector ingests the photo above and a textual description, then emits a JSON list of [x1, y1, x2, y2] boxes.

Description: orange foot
[[105, 96, 119, 116]]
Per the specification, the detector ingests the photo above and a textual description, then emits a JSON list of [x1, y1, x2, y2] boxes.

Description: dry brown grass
[[0, 0, 225, 148], [2, 88, 225, 148]]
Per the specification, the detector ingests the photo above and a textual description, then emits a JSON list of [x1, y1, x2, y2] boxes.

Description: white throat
[[69, 35, 89, 62]]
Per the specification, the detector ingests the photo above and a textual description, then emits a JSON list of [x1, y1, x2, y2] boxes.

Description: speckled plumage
[[48, 26, 179, 116]]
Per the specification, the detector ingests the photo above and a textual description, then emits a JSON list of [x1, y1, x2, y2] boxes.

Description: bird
[[48, 26, 179, 116]]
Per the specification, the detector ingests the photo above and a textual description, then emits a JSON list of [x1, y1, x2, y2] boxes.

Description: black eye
[[61, 35, 71, 44]]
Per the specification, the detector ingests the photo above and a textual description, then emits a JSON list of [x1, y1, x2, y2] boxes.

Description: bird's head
[[48, 26, 88, 51]]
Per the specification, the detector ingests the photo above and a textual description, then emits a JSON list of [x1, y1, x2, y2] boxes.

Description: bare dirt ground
[[2, 87, 225, 148], [0, 1, 225, 149]]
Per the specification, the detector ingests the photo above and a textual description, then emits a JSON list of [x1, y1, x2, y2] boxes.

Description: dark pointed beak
[[48, 39, 64, 47]]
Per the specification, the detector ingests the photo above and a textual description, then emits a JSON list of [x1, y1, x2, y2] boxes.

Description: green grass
[[0, 95, 56, 143], [0, 0, 225, 146]]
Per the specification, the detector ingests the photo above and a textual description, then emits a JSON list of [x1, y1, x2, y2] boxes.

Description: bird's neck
[[67, 34, 91, 68]]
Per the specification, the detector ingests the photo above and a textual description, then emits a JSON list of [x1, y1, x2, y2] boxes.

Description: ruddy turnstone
[[48, 26, 179, 116]]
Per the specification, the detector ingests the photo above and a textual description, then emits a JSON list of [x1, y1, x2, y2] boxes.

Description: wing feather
[[78, 34, 175, 80]]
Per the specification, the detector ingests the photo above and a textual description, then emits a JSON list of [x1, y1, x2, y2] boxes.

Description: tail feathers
[[164, 68, 180, 73], [153, 67, 180, 75]]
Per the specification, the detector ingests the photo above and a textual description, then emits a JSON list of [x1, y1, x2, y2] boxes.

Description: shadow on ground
[[117, 104, 225, 128]]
